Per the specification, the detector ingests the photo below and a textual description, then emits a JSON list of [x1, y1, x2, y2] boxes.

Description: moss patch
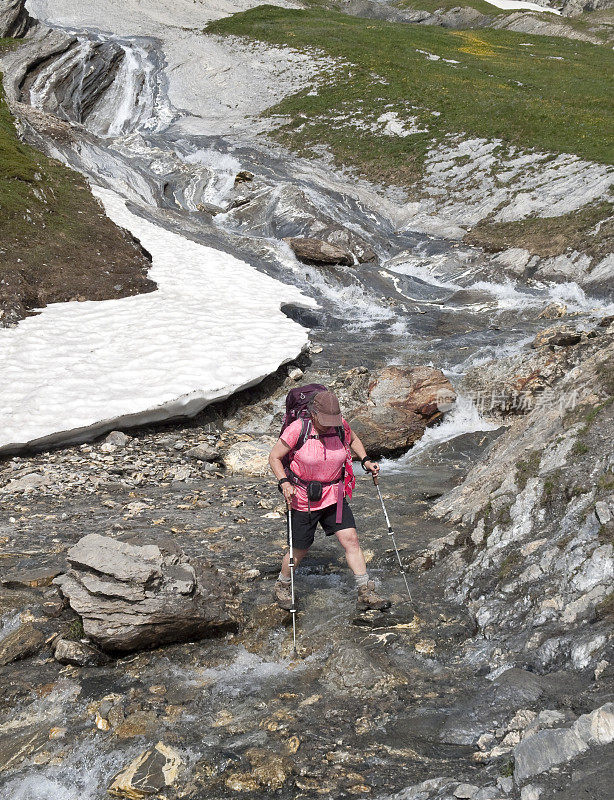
[[464, 201, 614, 262], [594, 591, 614, 621], [499, 549, 521, 581], [207, 6, 614, 188], [516, 451, 541, 491]]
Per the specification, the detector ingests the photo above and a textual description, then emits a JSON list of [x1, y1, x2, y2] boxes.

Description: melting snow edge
[[0, 187, 316, 453]]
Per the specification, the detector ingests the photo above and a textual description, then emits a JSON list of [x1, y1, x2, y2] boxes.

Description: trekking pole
[[287, 505, 298, 657], [373, 475, 413, 605]]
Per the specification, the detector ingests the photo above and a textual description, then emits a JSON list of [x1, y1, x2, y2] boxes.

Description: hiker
[[269, 388, 390, 612]]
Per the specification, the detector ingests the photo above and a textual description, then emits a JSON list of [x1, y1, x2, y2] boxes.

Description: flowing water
[[1, 19, 611, 798]]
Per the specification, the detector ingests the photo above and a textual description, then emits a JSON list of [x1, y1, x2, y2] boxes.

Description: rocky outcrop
[[348, 366, 456, 456], [461, 322, 598, 417], [222, 184, 377, 264], [557, 0, 614, 16], [0, 0, 31, 38], [430, 320, 614, 673], [52, 637, 110, 667], [54, 534, 239, 652], [513, 702, 614, 783]]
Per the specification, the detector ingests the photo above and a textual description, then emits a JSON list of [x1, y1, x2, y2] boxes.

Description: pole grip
[[372, 474, 379, 486]]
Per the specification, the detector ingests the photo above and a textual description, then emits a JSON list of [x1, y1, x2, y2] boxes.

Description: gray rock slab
[[66, 533, 162, 584], [55, 534, 238, 652]]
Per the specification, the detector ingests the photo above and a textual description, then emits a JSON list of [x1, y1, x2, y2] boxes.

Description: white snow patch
[[484, 0, 561, 13], [0, 188, 316, 454]]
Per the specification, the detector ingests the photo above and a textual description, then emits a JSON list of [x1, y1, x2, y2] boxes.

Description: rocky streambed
[[0, 322, 612, 800], [0, 0, 613, 797]]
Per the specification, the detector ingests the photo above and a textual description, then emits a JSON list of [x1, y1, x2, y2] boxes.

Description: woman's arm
[[349, 431, 380, 477], [269, 439, 296, 504]]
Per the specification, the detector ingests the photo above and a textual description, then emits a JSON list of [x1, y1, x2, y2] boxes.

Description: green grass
[[207, 6, 614, 185], [466, 201, 614, 261]]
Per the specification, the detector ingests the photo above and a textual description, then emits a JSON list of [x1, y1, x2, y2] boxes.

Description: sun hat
[[310, 390, 342, 427]]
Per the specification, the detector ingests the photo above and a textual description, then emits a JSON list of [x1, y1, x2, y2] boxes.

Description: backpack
[[279, 384, 355, 502]]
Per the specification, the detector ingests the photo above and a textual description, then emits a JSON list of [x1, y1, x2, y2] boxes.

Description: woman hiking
[[269, 388, 390, 612]]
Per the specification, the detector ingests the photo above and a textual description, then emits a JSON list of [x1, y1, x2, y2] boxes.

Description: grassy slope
[[0, 39, 154, 324], [208, 6, 614, 189]]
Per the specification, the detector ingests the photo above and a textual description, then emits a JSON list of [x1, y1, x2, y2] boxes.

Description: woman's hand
[[363, 460, 379, 477], [282, 482, 296, 506]]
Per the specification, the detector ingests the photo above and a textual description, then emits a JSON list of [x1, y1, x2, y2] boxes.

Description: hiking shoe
[[357, 580, 391, 611], [275, 579, 293, 611]]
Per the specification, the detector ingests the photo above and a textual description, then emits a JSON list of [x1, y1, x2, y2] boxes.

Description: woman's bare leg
[[335, 527, 367, 575], [280, 547, 309, 579]]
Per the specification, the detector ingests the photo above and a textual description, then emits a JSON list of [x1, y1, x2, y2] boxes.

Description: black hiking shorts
[[290, 499, 356, 549]]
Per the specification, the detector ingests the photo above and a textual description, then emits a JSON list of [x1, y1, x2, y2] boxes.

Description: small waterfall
[[24, 34, 173, 138]]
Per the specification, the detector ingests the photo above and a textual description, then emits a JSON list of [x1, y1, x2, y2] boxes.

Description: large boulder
[[0, 0, 31, 38], [284, 237, 354, 267], [54, 534, 238, 652], [347, 366, 456, 456], [223, 436, 277, 476]]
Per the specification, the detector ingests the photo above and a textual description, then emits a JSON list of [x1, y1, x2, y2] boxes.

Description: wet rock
[[537, 302, 567, 320], [1, 562, 63, 588], [186, 443, 220, 462], [223, 183, 375, 263], [54, 533, 238, 652], [52, 637, 110, 667], [348, 366, 456, 456], [0, 622, 45, 666], [322, 643, 402, 698], [284, 236, 354, 267], [411, 529, 467, 571], [0, 0, 31, 38], [108, 741, 183, 798], [225, 748, 291, 792], [115, 709, 159, 739], [532, 325, 583, 349], [235, 170, 254, 183], [0, 728, 49, 774], [223, 436, 277, 477]]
